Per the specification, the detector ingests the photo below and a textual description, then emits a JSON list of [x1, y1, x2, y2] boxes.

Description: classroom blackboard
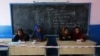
[[11, 2, 91, 35]]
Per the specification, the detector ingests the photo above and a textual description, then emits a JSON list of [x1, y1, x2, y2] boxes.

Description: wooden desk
[[57, 40, 96, 55], [8, 41, 47, 56]]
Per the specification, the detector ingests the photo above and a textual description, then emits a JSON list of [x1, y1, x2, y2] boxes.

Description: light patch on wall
[[0, 0, 11, 25], [9, 0, 33, 3], [90, 0, 100, 25], [0, 0, 100, 25], [0, 19, 11, 25]]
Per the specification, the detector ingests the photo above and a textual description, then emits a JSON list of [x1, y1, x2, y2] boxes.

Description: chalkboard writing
[[11, 3, 91, 35]]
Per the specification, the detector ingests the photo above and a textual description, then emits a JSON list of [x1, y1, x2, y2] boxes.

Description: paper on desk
[[8, 42, 20, 45], [8, 42, 25, 45], [31, 40, 41, 44], [31, 40, 36, 44]]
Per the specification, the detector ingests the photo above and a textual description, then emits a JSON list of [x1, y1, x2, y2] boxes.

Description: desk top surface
[[57, 40, 96, 45], [0, 41, 47, 47]]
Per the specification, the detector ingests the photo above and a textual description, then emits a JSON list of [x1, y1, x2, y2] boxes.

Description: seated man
[[12, 28, 29, 42]]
